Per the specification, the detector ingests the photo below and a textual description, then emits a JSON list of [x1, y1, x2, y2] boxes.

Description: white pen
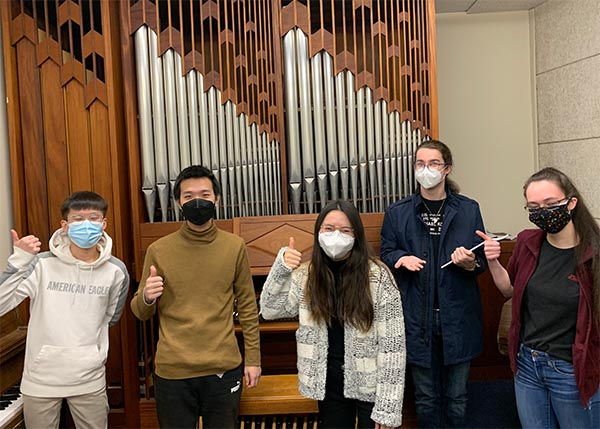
[[440, 233, 510, 269]]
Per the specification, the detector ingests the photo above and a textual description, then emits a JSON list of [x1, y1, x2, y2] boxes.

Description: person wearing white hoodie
[[0, 191, 129, 429]]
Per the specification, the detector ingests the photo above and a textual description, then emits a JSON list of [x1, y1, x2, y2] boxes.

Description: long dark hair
[[416, 140, 460, 193], [524, 167, 600, 326], [305, 200, 375, 332]]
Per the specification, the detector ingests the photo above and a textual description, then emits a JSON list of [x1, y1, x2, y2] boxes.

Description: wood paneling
[[40, 59, 70, 228], [16, 37, 49, 245], [1, 1, 136, 426], [89, 101, 114, 234], [65, 81, 93, 191], [233, 212, 384, 275]]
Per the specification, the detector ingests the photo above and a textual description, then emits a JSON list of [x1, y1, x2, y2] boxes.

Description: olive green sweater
[[131, 221, 260, 379]]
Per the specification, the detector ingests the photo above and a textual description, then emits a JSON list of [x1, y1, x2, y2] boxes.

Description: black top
[[521, 239, 579, 362], [420, 197, 446, 310], [326, 257, 347, 362]]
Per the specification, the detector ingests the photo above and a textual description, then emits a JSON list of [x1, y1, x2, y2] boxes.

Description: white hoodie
[[0, 228, 129, 397]]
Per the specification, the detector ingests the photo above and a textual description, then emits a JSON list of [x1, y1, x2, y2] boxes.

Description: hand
[[143, 265, 164, 303], [476, 230, 501, 261], [244, 365, 261, 388], [283, 237, 302, 270], [450, 246, 476, 270], [395, 255, 426, 271], [11, 229, 41, 255], [374, 423, 395, 429]]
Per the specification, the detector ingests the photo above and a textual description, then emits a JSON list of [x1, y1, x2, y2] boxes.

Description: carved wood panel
[[0, 1, 138, 427]]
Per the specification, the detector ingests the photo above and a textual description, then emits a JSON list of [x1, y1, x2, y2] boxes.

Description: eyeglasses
[[320, 224, 354, 236], [414, 161, 447, 171], [524, 197, 571, 215], [68, 213, 104, 223]]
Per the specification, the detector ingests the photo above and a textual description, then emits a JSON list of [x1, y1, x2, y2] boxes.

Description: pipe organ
[[134, 25, 283, 221], [1, 0, 438, 425], [127, 0, 437, 221], [283, 30, 425, 215]]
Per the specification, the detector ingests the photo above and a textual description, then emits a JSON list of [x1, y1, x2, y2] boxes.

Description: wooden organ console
[[0, 214, 515, 429], [136, 213, 515, 427], [0, 303, 27, 429], [137, 213, 384, 427]]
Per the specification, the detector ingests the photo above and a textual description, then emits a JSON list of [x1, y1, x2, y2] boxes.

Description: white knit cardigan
[[260, 248, 406, 427]]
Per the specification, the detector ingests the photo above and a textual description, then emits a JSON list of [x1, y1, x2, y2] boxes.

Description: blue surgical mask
[[68, 220, 103, 249]]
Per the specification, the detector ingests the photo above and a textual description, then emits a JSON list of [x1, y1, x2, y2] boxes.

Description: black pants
[[318, 359, 375, 429], [154, 366, 243, 429]]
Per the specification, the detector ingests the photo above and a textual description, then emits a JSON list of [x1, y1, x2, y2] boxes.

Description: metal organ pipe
[[133, 25, 423, 222]]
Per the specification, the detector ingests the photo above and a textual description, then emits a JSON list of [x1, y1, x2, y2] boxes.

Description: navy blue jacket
[[380, 189, 487, 367]]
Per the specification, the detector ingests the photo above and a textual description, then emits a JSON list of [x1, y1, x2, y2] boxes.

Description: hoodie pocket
[[29, 344, 104, 386]]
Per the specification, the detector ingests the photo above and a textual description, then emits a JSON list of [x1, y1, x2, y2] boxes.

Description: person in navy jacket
[[380, 140, 487, 428]]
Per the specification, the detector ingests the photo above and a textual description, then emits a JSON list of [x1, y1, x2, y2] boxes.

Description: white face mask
[[415, 167, 444, 189], [318, 230, 355, 260]]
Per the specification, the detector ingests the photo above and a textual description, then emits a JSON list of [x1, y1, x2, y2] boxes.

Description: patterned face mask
[[528, 199, 572, 234]]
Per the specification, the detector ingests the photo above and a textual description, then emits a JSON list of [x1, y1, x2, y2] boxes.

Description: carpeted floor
[[465, 379, 521, 428]]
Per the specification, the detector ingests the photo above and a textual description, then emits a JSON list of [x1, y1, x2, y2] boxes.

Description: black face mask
[[182, 198, 216, 226]]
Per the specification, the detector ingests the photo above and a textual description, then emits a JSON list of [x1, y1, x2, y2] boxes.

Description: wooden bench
[[240, 374, 318, 415]]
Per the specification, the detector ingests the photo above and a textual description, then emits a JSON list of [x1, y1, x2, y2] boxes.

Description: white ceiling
[[435, 0, 548, 14]]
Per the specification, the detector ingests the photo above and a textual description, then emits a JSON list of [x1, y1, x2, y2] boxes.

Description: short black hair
[[60, 191, 108, 219], [173, 165, 221, 200]]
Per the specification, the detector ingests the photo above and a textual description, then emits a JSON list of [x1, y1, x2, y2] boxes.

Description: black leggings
[[318, 359, 376, 429]]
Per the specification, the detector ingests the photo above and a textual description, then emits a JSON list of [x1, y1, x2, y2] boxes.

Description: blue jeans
[[515, 344, 600, 429], [410, 309, 471, 428]]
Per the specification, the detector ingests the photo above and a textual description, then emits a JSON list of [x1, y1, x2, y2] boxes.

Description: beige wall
[[534, 0, 600, 221], [0, 17, 13, 268], [436, 11, 536, 236]]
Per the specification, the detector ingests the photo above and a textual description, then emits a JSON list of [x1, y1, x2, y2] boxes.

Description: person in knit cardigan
[[261, 200, 406, 429]]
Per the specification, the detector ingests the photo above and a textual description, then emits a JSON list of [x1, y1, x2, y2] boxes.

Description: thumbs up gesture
[[11, 229, 41, 255], [143, 265, 164, 304], [475, 230, 501, 261], [283, 237, 302, 270]]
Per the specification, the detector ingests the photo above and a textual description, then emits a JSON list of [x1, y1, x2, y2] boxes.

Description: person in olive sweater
[[130, 165, 261, 429]]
